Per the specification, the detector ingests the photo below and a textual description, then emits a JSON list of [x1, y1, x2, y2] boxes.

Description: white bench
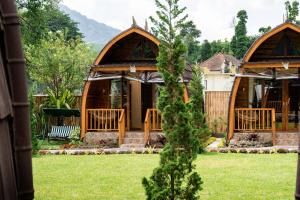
[[48, 126, 79, 140]]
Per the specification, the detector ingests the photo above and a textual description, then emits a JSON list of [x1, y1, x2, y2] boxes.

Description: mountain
[[59, 4, 121, 51]]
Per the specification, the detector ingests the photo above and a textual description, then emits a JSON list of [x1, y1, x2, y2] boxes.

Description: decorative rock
[[39, 150, 49, 155], [289, 149, 298, 153], [229, 148, 237, 153], [208, 148, 218, 153], [277, 148, 289, 153], [219, 148, 229, 153], [261, 149, 270, 154], [248, 149, 259, 154], [239, 148, 248, 153]]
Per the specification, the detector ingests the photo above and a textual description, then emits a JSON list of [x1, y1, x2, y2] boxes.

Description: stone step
[[124, 131, 144, 138], [120, 144, 145, 149], [275, 139, 298, 146], [123, 138, 144, 144]]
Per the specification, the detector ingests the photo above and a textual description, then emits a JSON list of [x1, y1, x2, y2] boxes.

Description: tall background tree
[[180, 21, 201, 64], [26, 31, 94, 97], [188, 67, 210, 153], [143, 0, 202, 199], [230, 10, 250, 59], [285, 0, 300, 24], [17, 0, 95, 96]]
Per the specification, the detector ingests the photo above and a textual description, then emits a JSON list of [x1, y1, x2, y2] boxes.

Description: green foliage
[[199, 39, 231, 62], [26, 31, 95, 96], [144, 1, 202, 199], [199, 40, 212, 61], [17, 0, 83, 46], [69, 127, 81, 145], [230, 10, 250, 59], [188, 67, 211, 153], [180, 21, 201, 64], [28, 84, 41, 154], [258, 26, 272, 35], [45, 88, 75, 109], [285, 0, 300, 24]]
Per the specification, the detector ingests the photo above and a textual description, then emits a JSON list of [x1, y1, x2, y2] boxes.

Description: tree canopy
[[27, 32, 94, 97], [285, 0, 300, 24]]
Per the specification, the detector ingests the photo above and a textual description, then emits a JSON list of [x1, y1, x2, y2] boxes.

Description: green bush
[[69, 127, 80, 145]]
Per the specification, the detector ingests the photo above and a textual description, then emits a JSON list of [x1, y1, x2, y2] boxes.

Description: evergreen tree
[[189, 67, 210, 153], [180, 21, 201, 64], [230, 10, 249, 59], [199, 39, 212, 61], [285, 0, 300, 24], [143, 0, 202, 199]]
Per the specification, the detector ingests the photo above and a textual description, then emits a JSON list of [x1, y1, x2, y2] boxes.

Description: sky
[[62, 0, 295, 41]]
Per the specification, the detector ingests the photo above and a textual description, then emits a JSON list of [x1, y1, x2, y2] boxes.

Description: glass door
[[287, 79, 300, 131]]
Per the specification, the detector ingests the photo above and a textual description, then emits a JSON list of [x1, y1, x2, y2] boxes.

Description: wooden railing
[[234, 108, 276, 144], [86, 109, 125, 144], [144, 109, 162, 144]]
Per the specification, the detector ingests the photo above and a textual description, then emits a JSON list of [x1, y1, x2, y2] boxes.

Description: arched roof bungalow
[[227, 22, 300, 146], [81, 25, 191, 144]]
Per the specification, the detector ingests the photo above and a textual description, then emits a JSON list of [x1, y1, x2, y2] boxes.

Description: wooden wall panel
[[205, 91, 230, 133], [235, 78, 249, 108]]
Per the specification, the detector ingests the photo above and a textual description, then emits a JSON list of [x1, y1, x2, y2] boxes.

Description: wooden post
[[227, 77, 241, 143], [81, 81, 91, 139], [271, 108, 276, 145]]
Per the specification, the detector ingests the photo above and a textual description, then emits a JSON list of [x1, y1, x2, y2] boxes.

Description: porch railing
[[144, 109, 162, 144], [234, 108, 276, 144], [86, 109, 125, 144]]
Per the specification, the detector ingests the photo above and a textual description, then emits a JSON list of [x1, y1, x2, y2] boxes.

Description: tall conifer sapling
[[143, 0, 202, 199]]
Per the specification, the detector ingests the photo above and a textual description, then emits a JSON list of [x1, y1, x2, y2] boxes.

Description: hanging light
[[129, 65, 136, 73], [282, 62, 289, 70]]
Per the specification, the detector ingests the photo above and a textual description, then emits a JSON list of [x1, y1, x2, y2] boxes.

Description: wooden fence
[[205, 91, 230, 133]]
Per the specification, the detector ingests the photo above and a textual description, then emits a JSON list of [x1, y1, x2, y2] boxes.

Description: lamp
[[129, 65, 136, 73], [282, 62, 289, 70]]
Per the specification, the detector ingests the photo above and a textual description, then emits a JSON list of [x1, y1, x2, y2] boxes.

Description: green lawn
[[33, 153, 297, 200]]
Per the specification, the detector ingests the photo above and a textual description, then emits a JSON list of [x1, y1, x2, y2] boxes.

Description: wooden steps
[[120, 131, 145, 149]]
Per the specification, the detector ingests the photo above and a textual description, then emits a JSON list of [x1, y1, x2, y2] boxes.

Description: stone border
[[208, 147, 298, 154], [38, 146, 299, 155], [38, 148, 162, 155]]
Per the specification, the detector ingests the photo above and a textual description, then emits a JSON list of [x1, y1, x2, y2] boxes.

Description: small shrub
[[217, 139, 225, 148], [69, 127, 80, 145]]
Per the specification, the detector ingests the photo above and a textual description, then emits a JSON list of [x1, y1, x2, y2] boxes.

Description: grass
[[38, 139, 68, 150], [33, 153, 297, 200]]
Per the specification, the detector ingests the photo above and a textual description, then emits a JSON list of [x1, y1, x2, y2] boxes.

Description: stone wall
[[83, 132, 119, 147]]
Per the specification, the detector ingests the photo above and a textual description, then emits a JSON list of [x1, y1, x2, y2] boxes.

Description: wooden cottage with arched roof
[[81, 25, 191, 144], [227, 22, 300, 146]]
